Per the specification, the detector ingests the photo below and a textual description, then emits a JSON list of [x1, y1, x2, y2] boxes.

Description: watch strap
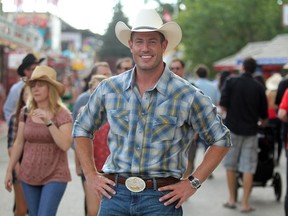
[[188, 175, 195, 181], [46, 120, 53, 127]]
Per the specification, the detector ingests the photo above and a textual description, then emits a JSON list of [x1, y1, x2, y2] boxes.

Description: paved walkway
[[0, 121, 286, 215]]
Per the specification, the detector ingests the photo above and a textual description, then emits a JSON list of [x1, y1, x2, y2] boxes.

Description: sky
[[2, 0, 177, 35]]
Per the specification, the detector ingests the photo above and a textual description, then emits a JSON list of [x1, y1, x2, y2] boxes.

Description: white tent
[[213, 34, 288, 71]]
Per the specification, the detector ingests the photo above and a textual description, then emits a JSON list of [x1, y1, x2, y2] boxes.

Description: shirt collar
[[124, 63, 171, 96]]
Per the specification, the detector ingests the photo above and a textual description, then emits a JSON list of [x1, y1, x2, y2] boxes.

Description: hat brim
[[17, 57, 45, 77], [115, 21, 182, 52], [29, 75, 65, 96]]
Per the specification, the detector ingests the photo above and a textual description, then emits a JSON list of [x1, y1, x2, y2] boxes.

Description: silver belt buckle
[[125, 177, 146, 192]]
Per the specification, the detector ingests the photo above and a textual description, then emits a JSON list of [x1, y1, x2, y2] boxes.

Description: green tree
[[98, 2, 131, 63], [177, 0, 288, 72]]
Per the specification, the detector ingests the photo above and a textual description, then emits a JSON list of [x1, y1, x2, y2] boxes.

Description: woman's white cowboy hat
[[266, 73, 282, 91], [115, 9, 182, 52], [29, 65, 65, 96]]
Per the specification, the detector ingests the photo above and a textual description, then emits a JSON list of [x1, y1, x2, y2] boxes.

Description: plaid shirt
[[73, 65, 231, 178]]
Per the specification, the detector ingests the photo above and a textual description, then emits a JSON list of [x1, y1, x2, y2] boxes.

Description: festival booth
[[213, 34, 288, 78]]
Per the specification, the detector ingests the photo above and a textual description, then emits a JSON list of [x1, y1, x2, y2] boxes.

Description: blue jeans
[[98, 183, 183, 216], [21, 181, 67, 216]]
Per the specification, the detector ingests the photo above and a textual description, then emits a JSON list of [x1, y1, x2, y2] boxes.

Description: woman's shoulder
[[55, 107, 72, 125]]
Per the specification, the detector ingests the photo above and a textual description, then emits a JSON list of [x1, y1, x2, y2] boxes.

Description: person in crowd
[[7, 85, 29, 216], [4, 65, 72, 216], [194, 64, 221, 178], [72, 74, 110, 216], [72, 62, 112, 128], [83, 62, 112, 92], [71, 69, 84, 95], [194, 64, 220, 107], [254, 73, 266, 89], [220, 57, 268, 213], [217, 71, 231, 91], [72, 62, 112, 215], [79, 75, 110, 216], [275, 68, 288, 167], [275, 73, 288, 107], [73, 8, 231, 216], [169, 58, 197, 178], [61, 75, 79, 112], [265, 73, 283, 165], [115, 57, 134, 75], [3, 53, 45, 124], [277, 88, 288, 216], [169, 58, 186, 78]]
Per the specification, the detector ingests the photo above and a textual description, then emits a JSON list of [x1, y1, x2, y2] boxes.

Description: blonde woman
[[5, 66, 72, 216]]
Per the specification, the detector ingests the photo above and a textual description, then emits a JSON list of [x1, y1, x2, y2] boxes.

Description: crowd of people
[[2, 8, 288, 216]]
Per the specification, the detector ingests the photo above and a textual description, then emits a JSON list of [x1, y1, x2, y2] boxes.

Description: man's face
[[96, 66, 112, 77], [170, 61, 185, 78], [128, 32, 167, 72], [117, 61, 133, 74], [23, 63, 37, 80]]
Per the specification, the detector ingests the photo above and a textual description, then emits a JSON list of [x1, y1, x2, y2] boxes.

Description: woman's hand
[[4, 171, 13, 192], [32, 108, 51, 124]]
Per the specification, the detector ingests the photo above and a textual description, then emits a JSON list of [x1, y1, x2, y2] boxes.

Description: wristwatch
[[46, 120, 53, 127], [188, 175, 201, 189]]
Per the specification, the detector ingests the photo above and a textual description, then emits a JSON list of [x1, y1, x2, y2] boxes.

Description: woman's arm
[[5, 122, 25, 192], [47, 122, 72, 151]]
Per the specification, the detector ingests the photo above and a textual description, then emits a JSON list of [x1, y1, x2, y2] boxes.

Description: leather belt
[[104, 174, 180, 189]]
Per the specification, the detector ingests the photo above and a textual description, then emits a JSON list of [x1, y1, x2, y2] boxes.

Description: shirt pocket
[[151, 115, 177, 142], [107, 109, 129, 137]]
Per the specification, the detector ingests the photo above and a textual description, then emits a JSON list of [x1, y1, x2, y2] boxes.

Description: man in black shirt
[[220, 57, 268, 213]]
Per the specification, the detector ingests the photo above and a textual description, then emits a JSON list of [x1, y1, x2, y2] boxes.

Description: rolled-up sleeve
[[72, 83, 106, 140], [191, 90, 231, 148]]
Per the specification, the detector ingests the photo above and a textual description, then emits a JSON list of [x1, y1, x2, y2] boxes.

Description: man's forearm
[[74, 137, 98, 177], [193, 145, 229, 183]]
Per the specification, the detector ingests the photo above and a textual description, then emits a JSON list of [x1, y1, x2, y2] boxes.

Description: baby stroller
[[236, 125, 282, 201]]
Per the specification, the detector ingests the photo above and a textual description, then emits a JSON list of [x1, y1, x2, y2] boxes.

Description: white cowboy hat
[[29, 65, 65, 96], [115, 9, 182, 52], [266, 73, 282, 91]]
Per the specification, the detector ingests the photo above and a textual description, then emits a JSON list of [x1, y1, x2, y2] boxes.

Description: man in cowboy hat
[[73, 9, 231, 215], [3, 53, 45, 124]]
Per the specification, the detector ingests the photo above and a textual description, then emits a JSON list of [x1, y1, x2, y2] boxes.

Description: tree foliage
[[177, 0, 288, 71], [97, 2, 131, 62]]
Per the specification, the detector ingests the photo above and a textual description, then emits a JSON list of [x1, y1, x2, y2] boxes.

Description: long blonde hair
[[26, 81, 67, 116]]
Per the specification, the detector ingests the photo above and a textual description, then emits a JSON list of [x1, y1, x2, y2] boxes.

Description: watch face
[[191, 178, 201, 189]]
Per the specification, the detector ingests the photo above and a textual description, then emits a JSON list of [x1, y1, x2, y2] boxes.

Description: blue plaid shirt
[[73, 65, 231, 178]]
